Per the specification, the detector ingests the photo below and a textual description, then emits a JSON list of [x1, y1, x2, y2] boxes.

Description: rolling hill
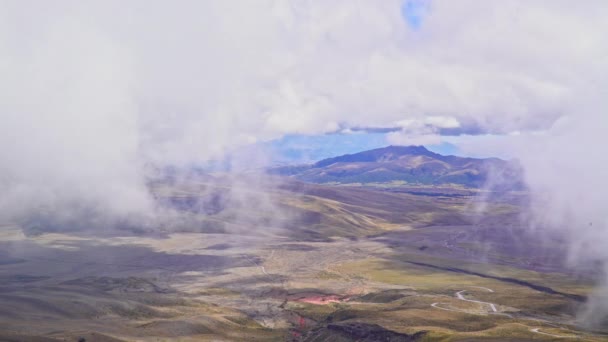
[[269, 145, 523, 189]]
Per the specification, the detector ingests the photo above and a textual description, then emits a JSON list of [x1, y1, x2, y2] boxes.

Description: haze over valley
[[0, 146, 605, 341]]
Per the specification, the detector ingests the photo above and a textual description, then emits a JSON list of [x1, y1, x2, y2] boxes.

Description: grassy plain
[[0, 179, 604, 341]]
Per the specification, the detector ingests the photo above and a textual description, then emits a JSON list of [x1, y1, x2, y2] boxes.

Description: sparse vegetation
[[0, 178, 605, 341]]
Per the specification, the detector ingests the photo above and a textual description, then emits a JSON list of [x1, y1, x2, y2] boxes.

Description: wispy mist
[[1, 0, 608, 324]]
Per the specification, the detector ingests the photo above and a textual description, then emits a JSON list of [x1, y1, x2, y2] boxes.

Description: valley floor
[[0, 183, 605, 341]]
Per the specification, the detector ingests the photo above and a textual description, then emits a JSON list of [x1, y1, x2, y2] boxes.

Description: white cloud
[[386, 131, 441, 146], [3, 1, 603, 160]]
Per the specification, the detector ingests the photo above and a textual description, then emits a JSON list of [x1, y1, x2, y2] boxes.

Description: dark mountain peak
[[314, 145, 436, 168], [268, 145, 523, 190], [379, 145, 435, 156]]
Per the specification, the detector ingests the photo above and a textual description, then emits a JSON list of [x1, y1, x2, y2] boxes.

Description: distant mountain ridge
[[313, 145, 437, 167], [269, 145, 523, 190]]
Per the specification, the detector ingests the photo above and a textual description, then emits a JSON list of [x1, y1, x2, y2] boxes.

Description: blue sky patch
[[401, 0, 430, 30], [264, 132, 459, 164]]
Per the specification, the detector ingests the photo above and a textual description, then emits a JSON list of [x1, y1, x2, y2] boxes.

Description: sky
[[3, 0, 604, 168], [0, 1, 606, 196], [1, 0, 608, 320], [265, 132, 459, 164]]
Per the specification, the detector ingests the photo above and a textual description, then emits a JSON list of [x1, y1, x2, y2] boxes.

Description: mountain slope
[[269, 145, 522, 189]]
